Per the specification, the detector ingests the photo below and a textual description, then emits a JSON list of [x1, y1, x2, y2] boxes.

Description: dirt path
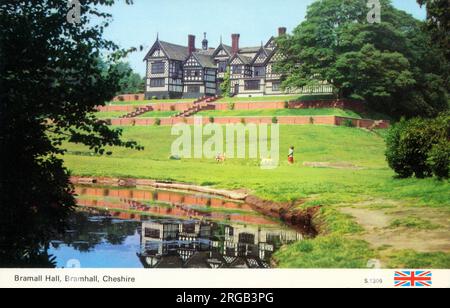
[[339, 199, 450, 257]]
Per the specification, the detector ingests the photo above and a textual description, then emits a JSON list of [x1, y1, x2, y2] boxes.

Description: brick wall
[[289, 99, 366, 113], [109, 115, 389, 129]]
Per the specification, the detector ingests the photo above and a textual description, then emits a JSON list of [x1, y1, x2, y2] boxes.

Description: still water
[[48, 185, 303, 268]]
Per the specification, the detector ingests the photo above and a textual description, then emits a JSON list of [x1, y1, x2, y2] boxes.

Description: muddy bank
[[70, 176, 318, 235], [245, 195, 319, 236]]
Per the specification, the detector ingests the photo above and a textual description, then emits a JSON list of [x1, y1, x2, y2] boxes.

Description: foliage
[[385, 112, 450, 178], [271, 116, 278, 124], [427, 139, 450, 179], [154, 118, 161, 126], [342, 119, 355, 127], [417, 0, 450, 63], [219, 67, 231, 97], [107, 61, 144, 95], [0, 0, 141, 266], [276, 0, 448, 118]]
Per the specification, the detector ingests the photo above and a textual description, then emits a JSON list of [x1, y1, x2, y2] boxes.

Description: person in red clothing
[[288, 146, 294, 164]]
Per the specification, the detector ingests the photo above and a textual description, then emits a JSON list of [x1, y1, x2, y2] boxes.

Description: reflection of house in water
[[138, 219, 302, 269]]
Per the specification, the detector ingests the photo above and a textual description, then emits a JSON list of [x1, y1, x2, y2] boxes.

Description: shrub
[[154, 118, 161, 126], [151, 96, 157, 100], [228, 102, 235, 110], [427, 140, 450, 179], [170, 105, 176, 111], [385, 113, 449, 179], [342, 119, 355, 127], [272, 116, 278, 124], [309, 117, 314, 125], [240, 118, 246, 124], [284, 101, 289, 109], [209, 116, 215, 123]]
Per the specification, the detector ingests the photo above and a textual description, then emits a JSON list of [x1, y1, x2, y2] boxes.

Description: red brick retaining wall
[[109, 116, 389, 129], [289, 99, 366, 113]]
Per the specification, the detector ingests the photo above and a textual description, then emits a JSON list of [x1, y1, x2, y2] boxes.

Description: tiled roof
[[193, 53, 216, 68], [159, 41, 190, 61]]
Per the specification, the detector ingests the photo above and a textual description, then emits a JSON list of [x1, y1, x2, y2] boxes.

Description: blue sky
[[100, 0, 426, 75]]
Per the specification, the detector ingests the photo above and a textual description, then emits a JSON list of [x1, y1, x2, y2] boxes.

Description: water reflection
[[48, 185, 303, 268]]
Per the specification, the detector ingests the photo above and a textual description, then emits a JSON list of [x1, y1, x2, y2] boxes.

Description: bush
[[272, 116, 278, 124], [385, 113, 449, 179], [284, 101, 289, 109], [427, 140, 450, 179], [209, 116, 215, 123], [342, 119, 355, 127], [240, 118, 246, 124], [170, 105, 176, 111], [151, 96, 157, 100], [228, 102, 235, 110], [154, 118, 161, 126], [309, 117, 314, 124]]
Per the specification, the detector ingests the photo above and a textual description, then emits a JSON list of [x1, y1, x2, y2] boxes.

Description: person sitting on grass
[[288, 146, 295, 164]]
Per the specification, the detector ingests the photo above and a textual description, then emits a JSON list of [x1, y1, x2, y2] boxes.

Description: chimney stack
[[231, 34, 240, 54], [188, 35, 196, 55], [278, 27, 287, 36]]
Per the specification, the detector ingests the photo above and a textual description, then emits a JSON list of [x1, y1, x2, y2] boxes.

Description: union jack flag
[[394, 271, 432, 287]]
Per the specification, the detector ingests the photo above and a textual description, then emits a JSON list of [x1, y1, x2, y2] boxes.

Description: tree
[[0, 0, 142, 267], [417, 0, 450, 62], [114, 62, 145, 94], [220, 67, 232, 97], [385, 112, 449, 179], [276, 0, 448, 119]]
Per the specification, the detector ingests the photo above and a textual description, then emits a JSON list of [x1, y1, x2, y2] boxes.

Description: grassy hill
[[62, 125, 450, 268]]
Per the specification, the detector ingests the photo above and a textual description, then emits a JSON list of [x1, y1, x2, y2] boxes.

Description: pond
[[48, 185, 303, 268]]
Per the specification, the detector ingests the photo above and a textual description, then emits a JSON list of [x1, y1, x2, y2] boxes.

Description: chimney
[[231, 34, 240, 54], [278, 27, 287, 36], [188, 35, 196, 55]]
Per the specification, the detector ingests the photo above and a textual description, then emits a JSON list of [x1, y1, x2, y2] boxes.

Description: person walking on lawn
[[288, 146, 295, 164]]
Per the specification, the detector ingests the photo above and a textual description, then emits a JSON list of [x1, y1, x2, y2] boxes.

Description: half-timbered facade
[[143, 28, 332, 99]]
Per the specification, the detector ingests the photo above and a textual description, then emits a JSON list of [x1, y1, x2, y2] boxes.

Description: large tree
[[276, 0, 448, 118], [114, 62, 145, 95], [418, 0, 450, 62], [0, 0, 141, 266]]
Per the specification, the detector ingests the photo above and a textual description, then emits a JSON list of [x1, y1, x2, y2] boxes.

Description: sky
[[99, 0, 426, 76]]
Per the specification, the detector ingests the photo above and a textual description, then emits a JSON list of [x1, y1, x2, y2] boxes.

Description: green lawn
[[107, 99, 195, 106], [61, 125, 450, 268], [94, 111, 126, 119], [197, 108, 362, 118]]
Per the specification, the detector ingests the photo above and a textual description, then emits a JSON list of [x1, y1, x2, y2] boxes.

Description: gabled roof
[[143, 40, 190, 62], [230, 53, 253, 65], [250, 46, 275, 66], [265, 36, 277, 49], [212, 43, 233, 58], [159, 41, 190, 61]]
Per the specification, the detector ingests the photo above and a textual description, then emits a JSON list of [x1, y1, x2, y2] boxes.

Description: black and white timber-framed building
[[143, 28, 333, 99]]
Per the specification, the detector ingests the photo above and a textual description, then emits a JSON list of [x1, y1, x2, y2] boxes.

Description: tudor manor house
[[143, 27, 332, 99]]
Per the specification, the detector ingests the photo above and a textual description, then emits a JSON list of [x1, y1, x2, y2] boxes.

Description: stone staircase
[[120, 105, 154, 118], [174, 96, 221, 118]]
